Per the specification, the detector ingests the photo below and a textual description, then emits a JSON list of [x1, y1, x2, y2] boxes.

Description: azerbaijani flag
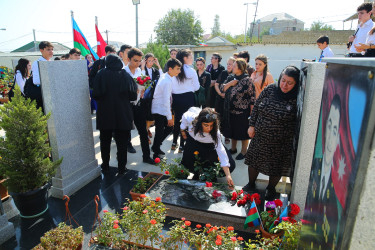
[[244, 201, 260, 229], [72, 17, 99, 60], [95, 24, 107, 58]]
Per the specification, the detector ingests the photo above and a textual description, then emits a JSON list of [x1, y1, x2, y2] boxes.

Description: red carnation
[[231, 192, 238, 201], [227, 226, 234, 231], [154, 158, 160, 164], [165, 171, 169, 175], [205, 182, 213, 187], [212, 190, 222, 199], [196, 224, 202, 229], [289, 203, 300, 216], [274, 199, 283, 207]]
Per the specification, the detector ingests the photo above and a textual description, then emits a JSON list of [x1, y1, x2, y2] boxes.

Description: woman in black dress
[[220, 58, 256, 161], [244, 66, 300, 200]]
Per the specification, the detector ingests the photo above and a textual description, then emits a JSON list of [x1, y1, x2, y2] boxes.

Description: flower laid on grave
[[160, 217, 241, 249], [134, 75, 152, 89], [92, 197, 167, 249], [193, 152, 225, 182], [230, 190, 261, 207], [211, 190, 222, 199], [156, 157, 190, 181]]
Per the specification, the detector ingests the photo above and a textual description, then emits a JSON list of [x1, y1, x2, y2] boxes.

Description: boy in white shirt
[[317, 35, 334, 62], [151, 58, 182, 158]]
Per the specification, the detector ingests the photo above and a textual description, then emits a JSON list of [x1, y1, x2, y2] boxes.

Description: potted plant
[[33, 222, 84, 250], [0, 87, 62, 218], [129, 172, 163, 201], [156, 157, 190, 182], [192, 151, 226, 182], [91, 196, 166, 249]]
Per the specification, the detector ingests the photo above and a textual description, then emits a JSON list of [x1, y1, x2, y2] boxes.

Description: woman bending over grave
[[180, 107, 235, 188], [244, 66, 300, 200]]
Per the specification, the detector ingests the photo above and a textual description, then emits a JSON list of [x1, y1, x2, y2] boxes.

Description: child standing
[[317, 35, 334, 62]]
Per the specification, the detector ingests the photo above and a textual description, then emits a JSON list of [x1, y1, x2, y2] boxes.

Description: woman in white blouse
[[14, 58, 31, 95], [180, 107, 235, 188], [171, 49, 200, 153]]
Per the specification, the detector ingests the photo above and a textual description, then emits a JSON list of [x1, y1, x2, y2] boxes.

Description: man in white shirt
[[348, 2, 374, 57], [30, 41, 54, 110], [151, 58, 181, 158], [125, 48, 154, 164]]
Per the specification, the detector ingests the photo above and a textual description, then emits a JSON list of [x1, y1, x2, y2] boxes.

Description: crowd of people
[[10, 1, 375, 197]]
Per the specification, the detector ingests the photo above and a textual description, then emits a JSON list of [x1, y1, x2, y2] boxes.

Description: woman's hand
[[220, 93, 225, 98], [248, 126, 255, 138], [141, 59, 146, 70], [223, 166, 234, 189]]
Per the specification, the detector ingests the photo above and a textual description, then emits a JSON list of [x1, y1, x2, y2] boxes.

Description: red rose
[[231, 192, 238, 201], [228, 226, 234, 231], [215, 239, 222, 245], [231, 237, 237, 242], [180, 170, 184, 173], [282, 217, 290, 222], [290, 218, 297, 224], [154, 157, 160, 164], [137, 76, 141, 82], [155, 197, 161, 202], [212, 190, 222, 199], [196, 224, 202, 229], [274, 199, 283, 207], [165, 171, 169, 175], [150, 219, 157, 224], [139, 80, 144, 85], [185, 221, 191, 226], [289, 203, 300, 216], [238, 190, 243, 195], [205, 182, 213, 187], [113, 224, 119, 229]]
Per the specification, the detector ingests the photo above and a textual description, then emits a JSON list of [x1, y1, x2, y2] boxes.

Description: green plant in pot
[[0, 86, 62, 218]]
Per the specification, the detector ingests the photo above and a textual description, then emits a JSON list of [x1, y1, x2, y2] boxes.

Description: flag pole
[[256, 204, 264, 230], [71, 11, 74, 48]]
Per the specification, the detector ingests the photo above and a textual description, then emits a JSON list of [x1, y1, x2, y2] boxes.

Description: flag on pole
[[278, 206, 288, 221], [95, 24, 107, 58], [72, 17, 99, 60], [244, 201, 261, 229]]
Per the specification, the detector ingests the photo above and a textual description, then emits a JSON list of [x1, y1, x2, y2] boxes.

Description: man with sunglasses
[[206, 53, 225, 108]]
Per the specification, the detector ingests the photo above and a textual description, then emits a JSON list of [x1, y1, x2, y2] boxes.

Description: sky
[[0, 0, 365, 52]]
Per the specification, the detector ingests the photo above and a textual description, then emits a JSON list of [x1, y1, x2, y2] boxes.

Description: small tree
[[154, 9, 203, 45], [141, 41, 170, 70], [310, 21, 334, 31], [0, 86, 62, 193], [211, 14, 222, 37]]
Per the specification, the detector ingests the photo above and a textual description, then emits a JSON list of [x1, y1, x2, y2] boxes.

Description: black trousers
[[152, 114, 174, 153], [100, 129, 130, 172], [182, 134, 236, 177], [172, 92, 195, 147], [132, 103, 150, 159]]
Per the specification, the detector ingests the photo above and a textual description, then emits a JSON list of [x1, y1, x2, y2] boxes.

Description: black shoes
[[235, 153, 245, 160], [116, 167, 128, 176], [229, 148, 237, 154], [152, 147, 165, 156], [171, 143, 178, 150], [101, 164, 110, 174], [127, 144, 136, 153], [265, 188, 278, 200], [242, 182, 256, 193], [143, 157, 156, 165], [178, 146, 184, 153]]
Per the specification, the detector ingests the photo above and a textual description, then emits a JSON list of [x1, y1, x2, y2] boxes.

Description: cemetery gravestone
[[39, 60, 101, 199]]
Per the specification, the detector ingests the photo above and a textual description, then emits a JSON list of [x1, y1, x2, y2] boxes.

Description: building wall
[[252, 20, 305, 36], [263, 30, 354, 44]]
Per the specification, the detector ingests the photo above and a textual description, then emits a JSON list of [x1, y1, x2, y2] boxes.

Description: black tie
[[319, 51, 324, 62]]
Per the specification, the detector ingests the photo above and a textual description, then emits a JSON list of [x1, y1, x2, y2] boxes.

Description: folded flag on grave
[[244, 201, 261, 229]]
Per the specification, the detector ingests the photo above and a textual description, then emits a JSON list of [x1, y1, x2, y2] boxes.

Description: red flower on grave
[[165, 171, 170, 175], [282, 217, 290, 222], [113, 224, 119, 229], [155, 197, 161, 202], [274, 199, 283, 207], [231, 192, 238, 201], [227, 226, 234, 231], [238, 189, 243, 195], [143, 210, 148, 214], [289, 203, 300, 217], [140, 194, 147, 198], [212, 190, 222, 199], [185, 221, 191, 226], [103, 210, 108, 213], [250, 193, 261, 205], [205, 182, 213, 187], [255, 229, 260, 234], [122, 206, 129, 210], [196, 224, 202, 229], [237, 236, 244, 241], [231, 237, 237, 242], [215, 239, 222, 245], [181, 217, 186, 221], [150, 219, 157, 225], [206, 223, 211, 228], [182, 225, 186, 229], [154, 157, 161, 164], [113, 220, 119, 224], [213, 226, 218, 230]]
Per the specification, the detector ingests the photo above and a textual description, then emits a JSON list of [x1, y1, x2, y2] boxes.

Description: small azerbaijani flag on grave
[[244, 201, 261, 229], [72, 17, 99, 60]]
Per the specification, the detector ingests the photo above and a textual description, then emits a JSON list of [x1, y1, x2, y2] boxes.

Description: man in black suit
[[88, 45, 117, 88], [92, 54, 138, 175]]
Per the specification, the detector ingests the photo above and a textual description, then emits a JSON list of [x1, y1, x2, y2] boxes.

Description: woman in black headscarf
[[243, 66, 301, 200]]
